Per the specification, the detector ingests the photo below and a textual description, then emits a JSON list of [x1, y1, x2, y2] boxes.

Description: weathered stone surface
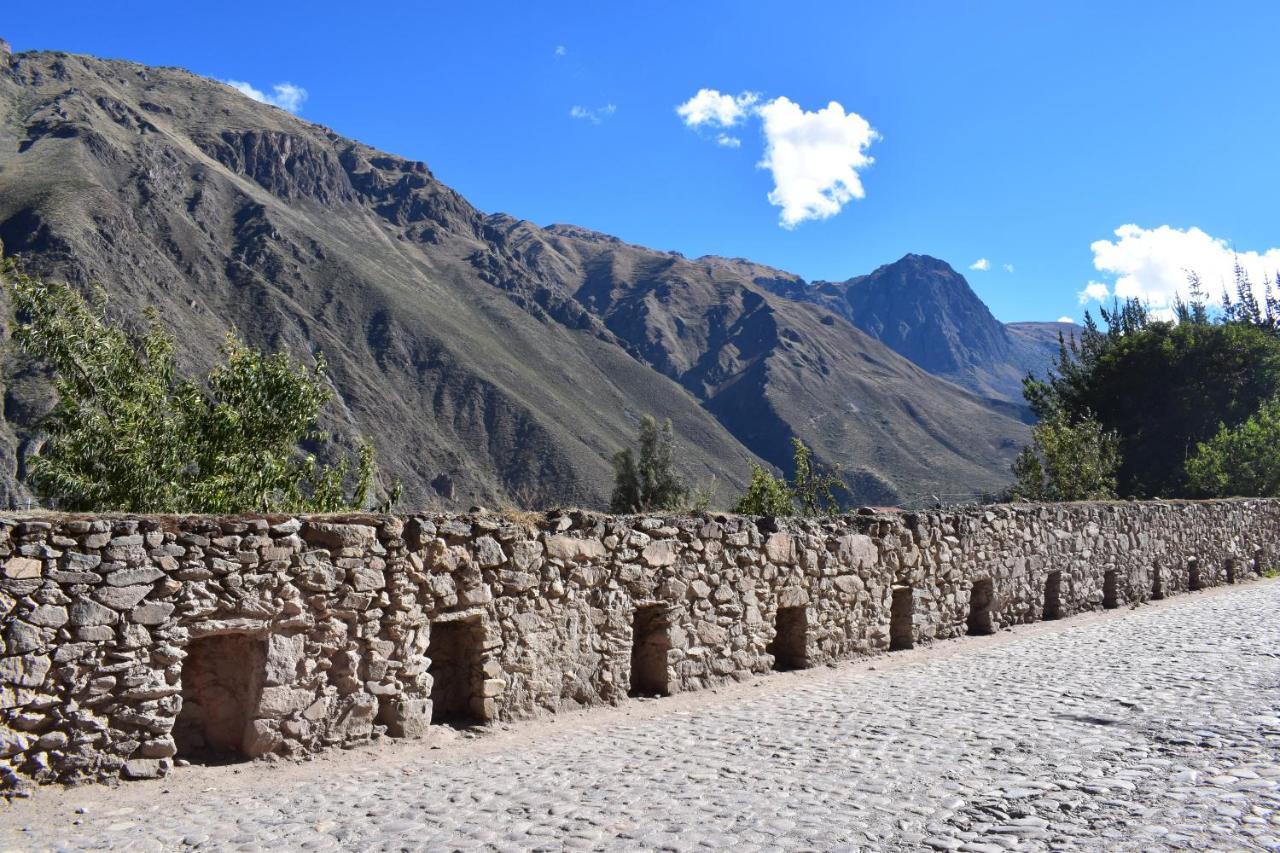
[[641, 540, 678, 567], [765, 532, 795, 565], [2, 557, 42, 579], [0, 501, 1275, 790], [130, 602, 176, 625], [92, 585, 153, 610], [27, 605, 68, 628], [69, 598, 118, 627]]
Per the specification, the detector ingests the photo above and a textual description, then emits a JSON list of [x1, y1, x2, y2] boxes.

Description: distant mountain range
[[0, 45, 1069, 509]]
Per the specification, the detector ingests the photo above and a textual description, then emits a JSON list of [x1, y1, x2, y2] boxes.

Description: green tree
[[1024, 297, 1280, 497], [609, 415, 686, 512], [609, 447, 642, 514], [1186, 395, 1280, 497], [734, 464, 794, 516], [1009, 406, 1120, 502], [788, 438, 846, 516], [2, 257, 381, 513]]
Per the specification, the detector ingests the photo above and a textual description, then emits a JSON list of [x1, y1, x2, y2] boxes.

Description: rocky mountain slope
[[767, 255, 1070, 403], [0, 46, 1033, 509]]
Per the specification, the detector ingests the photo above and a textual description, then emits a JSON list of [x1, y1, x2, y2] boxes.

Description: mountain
[[767, 255, 1070, 403], [0, 45, 1032, 509]]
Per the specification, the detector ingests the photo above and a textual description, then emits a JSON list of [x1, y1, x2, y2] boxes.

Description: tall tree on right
[[1021, 273, 1280, 499]]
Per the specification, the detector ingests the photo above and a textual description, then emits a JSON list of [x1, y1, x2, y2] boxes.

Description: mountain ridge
[[0, 46, 1038, 509]]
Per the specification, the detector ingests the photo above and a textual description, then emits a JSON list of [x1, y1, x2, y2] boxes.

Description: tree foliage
[[2, 257, 383, 513], [609, 415, 687, 513], [1008, 407, 1120, 501], [1185, 395, 1280, 497], [734, 464, 794, 516], [1022, 268, 1280, 498], [734, 439, 846, 516], [787, 438, 846, 516]]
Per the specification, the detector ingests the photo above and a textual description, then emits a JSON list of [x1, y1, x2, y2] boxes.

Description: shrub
[[1, 256, 384, 513], [734, 464, 794, 516], [609, 415, 687, 512], [1186, 395, 1280, 497]]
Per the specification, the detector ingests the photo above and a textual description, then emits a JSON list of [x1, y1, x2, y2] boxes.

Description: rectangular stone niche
[[174, 635, 266, 764], [889, 587, 914, 651], [1189, 558, 1201, 591], [1043, 571, 1063, 620], [769, 607, 808, 670], [427, 617, 487, 727], [629, 605, 672, 696], [967, 578, 994, 636], [1103, 570, 1119, 609]]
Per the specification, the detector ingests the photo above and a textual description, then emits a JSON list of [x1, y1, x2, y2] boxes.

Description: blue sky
[[6, 2, 1280, 322]]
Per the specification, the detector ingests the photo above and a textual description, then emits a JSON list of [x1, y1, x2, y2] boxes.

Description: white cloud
[[554, 45, 566, 57], [1057, 316, 1076, 324], [970, 258, 990, 271], [676, 88, 759, 128], [1004, 263, 1015, 273], [1085, 224, 1280, 312], [570, 103, 617, 124], [225, 80, 308, 114], [676, 89, 878, 228], [755, 97, 878, 228], [1078, 281, 1110, 304]]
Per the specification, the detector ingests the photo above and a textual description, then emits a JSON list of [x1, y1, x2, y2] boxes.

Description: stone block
[[2, 557, 41, 579], [381, 697, 432, 738]]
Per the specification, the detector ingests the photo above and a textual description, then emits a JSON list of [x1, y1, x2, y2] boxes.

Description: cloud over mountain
[[676, 89, 878, 228], [225, 80, 308, 113]]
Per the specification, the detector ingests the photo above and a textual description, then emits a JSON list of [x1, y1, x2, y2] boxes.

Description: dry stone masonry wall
[[1, 499, 1276, 788]]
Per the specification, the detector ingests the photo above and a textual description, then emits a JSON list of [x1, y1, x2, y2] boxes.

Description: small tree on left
[[1, 256, 382, 513]]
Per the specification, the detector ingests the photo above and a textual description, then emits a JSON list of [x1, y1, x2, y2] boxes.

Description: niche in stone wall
[[889, 587, 914, 651], [1151, 561, 1164, 600], [967, 578, 994, 636], [1189, 558, 1201, 591], [428, 616, 487, 727], [1103, 570, 1119, 609], [629, 605, 672, 697], [174, 634, 266, 764], [1225, 559, 1236, 584], [1043, 571, 1063, 620], [769, 607, 809, 671]]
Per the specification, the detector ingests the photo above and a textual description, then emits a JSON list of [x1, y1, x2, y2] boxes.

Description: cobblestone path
[[3, 580, 1278, 852]]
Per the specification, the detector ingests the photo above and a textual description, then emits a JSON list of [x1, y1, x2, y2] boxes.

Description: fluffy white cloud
[[1086, 224, 1280, 312], [1057, 316, 1076, 324], [1078, 281, 1110, 304], [1004, 263, 1015, 273], [677, 89, 877, 227], [676, 88, 758, 128], [226, 80, 308, 114], [970, 258, 990, 271], [755, 97, 878, 228], [570, 103, 617, 124]]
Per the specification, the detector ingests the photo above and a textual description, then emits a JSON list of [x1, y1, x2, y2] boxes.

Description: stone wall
[[1, 500, 1276, 788]]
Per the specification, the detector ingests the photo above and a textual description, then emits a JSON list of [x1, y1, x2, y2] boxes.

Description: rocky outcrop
[[0, 499, 1274, 788]]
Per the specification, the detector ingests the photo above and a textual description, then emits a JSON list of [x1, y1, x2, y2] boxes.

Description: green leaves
[[734, 465, 794, 516], [2, 257, 383, 513], [1009, 406, 1120, 502], [1186, 396, 1280, 498], [734, 439, 845, 517], [609, 415, 687, 513], [1024, 291, 1280, 498]]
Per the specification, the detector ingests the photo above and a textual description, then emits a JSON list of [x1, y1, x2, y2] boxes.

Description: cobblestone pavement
[[3, 580, 1278, 852]]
